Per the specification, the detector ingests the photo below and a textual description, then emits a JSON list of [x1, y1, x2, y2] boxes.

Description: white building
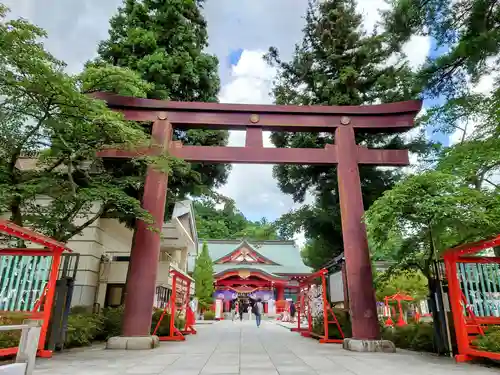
[[69, 199, 197, 309]]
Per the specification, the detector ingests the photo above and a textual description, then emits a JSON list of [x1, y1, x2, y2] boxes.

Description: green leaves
[[94, 0, 229, 207], [374, 269, 428, 302], [193, 241, 215, 310], [382, 0, 500, 98], [79, 63, 153, 98], [365, 171, 500, 277], [0, 6, 167, 241], [194, 198, 282, 242]]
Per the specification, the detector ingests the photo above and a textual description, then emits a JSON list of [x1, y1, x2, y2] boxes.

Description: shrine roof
[[188, 239, 312, 275], [213, 266, 287, 280]]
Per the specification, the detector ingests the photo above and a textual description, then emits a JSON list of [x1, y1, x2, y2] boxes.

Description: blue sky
[[422, 39, 450, 147]]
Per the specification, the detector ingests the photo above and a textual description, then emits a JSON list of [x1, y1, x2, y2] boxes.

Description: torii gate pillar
[[336, 125, 379, 341]]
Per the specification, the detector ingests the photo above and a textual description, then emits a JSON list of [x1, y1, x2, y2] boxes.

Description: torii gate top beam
[[92, 92, 422, 133]]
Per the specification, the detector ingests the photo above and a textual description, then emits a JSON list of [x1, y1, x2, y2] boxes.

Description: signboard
[[214, 299, 223, 320], [0, 255, 51, 311]]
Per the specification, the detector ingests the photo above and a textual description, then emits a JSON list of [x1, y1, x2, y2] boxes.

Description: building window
[[105, 284, 125, 307], [113, 256, 130, 262]]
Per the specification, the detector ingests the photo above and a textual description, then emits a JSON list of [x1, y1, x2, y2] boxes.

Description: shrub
[[389, 324, 419, 349], [69, 305, 93, 314], [64, 312, 104, 348], [0, 313, 29, 349], [311, 308, 352, 339], [382, 323, 436, 353], [151, 308, 185, 336], [473, 326, 500, 353], [410, 323, 435, 352], [203, 311, 215, 320], [97, 306, 124, 340]]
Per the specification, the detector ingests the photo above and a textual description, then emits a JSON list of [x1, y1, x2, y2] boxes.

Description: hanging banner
[[215, 299, 223, 320]]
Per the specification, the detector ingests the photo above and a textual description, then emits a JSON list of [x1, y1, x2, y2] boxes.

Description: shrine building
[[189, 239, 312, 311]]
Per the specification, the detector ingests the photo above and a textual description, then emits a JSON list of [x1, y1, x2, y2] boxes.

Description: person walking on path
[[289, 301, 296, 323], [230, 299, 237, 321], [238, 300, 245, 322], [253, 299, 264, 327]]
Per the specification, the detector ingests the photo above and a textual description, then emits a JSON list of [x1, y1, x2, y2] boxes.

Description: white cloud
[[449, 56, 499, 146], [357, 0, 431, 70], [217, 50, 314, 245]]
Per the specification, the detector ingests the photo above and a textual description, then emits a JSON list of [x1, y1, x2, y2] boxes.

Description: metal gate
[[47, 253, 80, 351]]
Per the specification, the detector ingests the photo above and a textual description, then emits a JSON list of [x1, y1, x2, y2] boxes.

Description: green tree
[[374, 270, 428, 302], [383, 0, 500, 99], [0, 5, 174, 241], [266, 0, 430, 269], [365, 171, 500, 279], [193, 241, 215, 310], [233, 218, 280, 241], [384, 0, 500, 255], [94, 0, 230, 210], [194, 198, 283, 241]]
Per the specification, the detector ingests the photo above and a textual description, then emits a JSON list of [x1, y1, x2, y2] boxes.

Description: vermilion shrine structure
[[95, 92, 422, 346], [444, 234, 500, 362], [0, 220, 72, 358]]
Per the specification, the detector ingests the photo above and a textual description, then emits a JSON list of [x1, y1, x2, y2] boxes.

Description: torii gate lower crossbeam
[[95, 93, 421, 345]]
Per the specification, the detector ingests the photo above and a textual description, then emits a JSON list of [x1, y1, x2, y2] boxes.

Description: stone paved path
[[33, 320, 498, 375]]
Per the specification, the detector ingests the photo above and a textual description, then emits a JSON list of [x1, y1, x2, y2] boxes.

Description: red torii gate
[[94, 92, 421, 342]]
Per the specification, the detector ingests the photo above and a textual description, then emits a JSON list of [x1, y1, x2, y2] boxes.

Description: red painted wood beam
[[0, 219, 71, 253], [356, 148, 409, 166], [0, 248, 53, 256], [91, 93, 422, 133], [171, 145, 338, 165], [97, 144, 410, 166], [216, 280, 271, 286]]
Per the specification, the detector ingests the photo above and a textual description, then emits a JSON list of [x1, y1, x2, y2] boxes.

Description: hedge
[[310, 309, 437, 353], [381, 323, 436, 353], [203, 311, 215, 320], [151, 308, 186, 336], [65, 312, 104, 348], [472, 326, 500, 353], [0, 306, 187, 350], [311, 308, 352, 339]]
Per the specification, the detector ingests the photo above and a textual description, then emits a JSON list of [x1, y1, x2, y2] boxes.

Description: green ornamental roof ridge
[[199, 238, 297, 245], [213, 266, 286, 280], [189, 239, 312, 275], [211, 239, 281, 266]]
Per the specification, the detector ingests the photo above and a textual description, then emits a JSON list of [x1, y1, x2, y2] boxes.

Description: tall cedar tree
[[94, 0, 230, 214], [265, 0, 430, 269], [193, 241, 215, 310]]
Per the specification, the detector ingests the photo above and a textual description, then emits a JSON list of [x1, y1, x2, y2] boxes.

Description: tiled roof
[[188, 239, 312, 275]]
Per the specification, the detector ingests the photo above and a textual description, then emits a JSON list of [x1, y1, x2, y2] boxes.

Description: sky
[[3, 0, 437, 245]]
